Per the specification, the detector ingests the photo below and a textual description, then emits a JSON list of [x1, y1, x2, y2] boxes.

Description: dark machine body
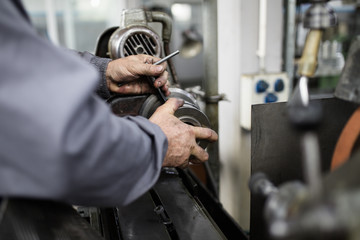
[[0, 168, 248, 240]]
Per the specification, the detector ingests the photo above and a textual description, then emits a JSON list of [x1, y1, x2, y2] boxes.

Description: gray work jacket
[[0, 0, 167, 207]]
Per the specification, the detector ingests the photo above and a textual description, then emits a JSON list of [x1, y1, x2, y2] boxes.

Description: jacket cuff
[[77, 51, 112, 99]]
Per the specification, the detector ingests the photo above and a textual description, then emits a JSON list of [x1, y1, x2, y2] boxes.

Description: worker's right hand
[[105, 54, 170, 96], [149, 98, 218, 168]]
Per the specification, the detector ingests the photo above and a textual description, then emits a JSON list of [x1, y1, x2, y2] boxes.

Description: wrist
[[105, 60, 114, 82]]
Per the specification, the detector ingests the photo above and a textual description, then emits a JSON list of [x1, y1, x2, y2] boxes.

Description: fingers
[[190, 145, 209, 163], [187, 127, 217, 165], [140, 55, 167, 76], [160, 98, 184, 115], [153, 71, 169, 88], [184, 126, 218, 167], [193, 126, 218, 142], [107, 54, 170, 95], [160, 83, 171, 96]]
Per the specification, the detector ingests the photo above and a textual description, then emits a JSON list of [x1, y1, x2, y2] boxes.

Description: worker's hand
[[149, 98, 218, 168], [105, 54, 170, 96]]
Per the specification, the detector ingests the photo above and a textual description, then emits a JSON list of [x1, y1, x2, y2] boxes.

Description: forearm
[[0, 0, 167, 206], [76, 51, 112, 99]]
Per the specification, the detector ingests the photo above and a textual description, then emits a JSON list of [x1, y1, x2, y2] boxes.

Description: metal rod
[[153, 50, 179, 65], [203, 0, 219, 189], [302, 132, 322, 200], [284, 0, 296, 96], [149, 50, 180, 103]]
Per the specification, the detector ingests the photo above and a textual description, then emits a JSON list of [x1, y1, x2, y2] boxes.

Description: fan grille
[[124, 33, 158, 57]]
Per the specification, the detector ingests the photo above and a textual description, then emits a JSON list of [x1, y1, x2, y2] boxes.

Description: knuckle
[[205, 128, 213, 138]]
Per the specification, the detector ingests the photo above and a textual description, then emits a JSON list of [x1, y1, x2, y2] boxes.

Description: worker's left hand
[[150, 98, 218, 168], [105, 54, 170, 96]]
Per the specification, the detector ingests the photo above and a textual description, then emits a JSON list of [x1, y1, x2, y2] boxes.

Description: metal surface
[[303, 2, 337, 29], [99, 168, 248, 240], [248, 172, 278, 197], [174, 104, 210, 149], [289, 76, 310, 107], [145, 10, 172, 44], [100, 8, 179, 86], [138, 88, 211, 149], [106, 9, 175, 59], [250, 97, 359, 240], [301, 132, 322, 199], [147, 50, 180, 103], [287, 79, 323, 128], [0, 198, 104, 240], [109, 26, 161, 59], [284, 0, 296, 94], [251, 149, 360, 240], [335, 36, 360, 104], [153, 50, 180, 66], [107, 95, 149, 117], [164, 42, 180, 87], [107, 88, 211, 149], [203, 0, 220, 190], [95, 26, 118, 58], [138, 88, 199, 118]]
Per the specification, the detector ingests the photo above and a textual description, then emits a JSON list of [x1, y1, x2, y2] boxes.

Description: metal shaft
[[149, 50, 180, 103], [203, 0, 219, 189], [153, 50, 179, 66]]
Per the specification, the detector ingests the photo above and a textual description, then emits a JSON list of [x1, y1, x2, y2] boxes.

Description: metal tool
[[148, 50, 180, 103]]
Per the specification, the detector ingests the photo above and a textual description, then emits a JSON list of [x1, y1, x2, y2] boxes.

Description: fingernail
[[157, 81, 162, 87], [155, 65, 163, 72]]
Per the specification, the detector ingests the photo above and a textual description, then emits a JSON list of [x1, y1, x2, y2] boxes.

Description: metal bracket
[[205, 93, 228, 104]]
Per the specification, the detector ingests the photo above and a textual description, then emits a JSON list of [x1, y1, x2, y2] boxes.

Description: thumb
[[138, 64, 164, 76], [160, 98, 184, 115]]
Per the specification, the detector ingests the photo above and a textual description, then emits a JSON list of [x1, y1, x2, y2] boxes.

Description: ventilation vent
[[123, 33, 158, 57]]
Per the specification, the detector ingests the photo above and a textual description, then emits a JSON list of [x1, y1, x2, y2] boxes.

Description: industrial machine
[[95, 8, 218, 191], [0, 7, 246, 240], [90, 8, 247, 240], [249, 1, 360, 239], [95, 8, 211, 143]]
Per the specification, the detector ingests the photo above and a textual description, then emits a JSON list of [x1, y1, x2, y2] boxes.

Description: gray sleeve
[[76, 51, 112, 99], [0, 1, 167, 206]]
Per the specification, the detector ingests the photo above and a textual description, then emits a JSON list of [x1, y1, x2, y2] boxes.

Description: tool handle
[[148, 76, 167, 103], [149, 50, 180, 103]]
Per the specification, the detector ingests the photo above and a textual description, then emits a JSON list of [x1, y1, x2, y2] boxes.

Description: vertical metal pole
[[203, 0, 219, 190], [64, 0, 76, 49], [45, 0, 59, 45], [284, 0, 296, 94]]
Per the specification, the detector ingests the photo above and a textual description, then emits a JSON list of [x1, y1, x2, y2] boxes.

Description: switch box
[[240, 72, 289, 130]]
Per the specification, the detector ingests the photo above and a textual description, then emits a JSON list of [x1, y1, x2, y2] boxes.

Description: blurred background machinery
[[250, 0, 360, 239]]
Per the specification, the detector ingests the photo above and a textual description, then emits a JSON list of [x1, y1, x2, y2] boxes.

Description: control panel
[[240, 72, 289, 130]]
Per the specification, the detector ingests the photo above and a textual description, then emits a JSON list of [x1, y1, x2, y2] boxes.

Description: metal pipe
[[203, 0, 219, 189], [149, 11, 180, 86], [284, 0, 296, 95], [164, 43, 180, 87], [302, 132, 322, 200], [45, 0, 59, 45], [150, 11, 173, 43], [257, 0, 267, 73]]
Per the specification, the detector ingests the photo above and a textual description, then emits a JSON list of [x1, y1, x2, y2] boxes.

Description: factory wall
[[218, 0, 284, 230]]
